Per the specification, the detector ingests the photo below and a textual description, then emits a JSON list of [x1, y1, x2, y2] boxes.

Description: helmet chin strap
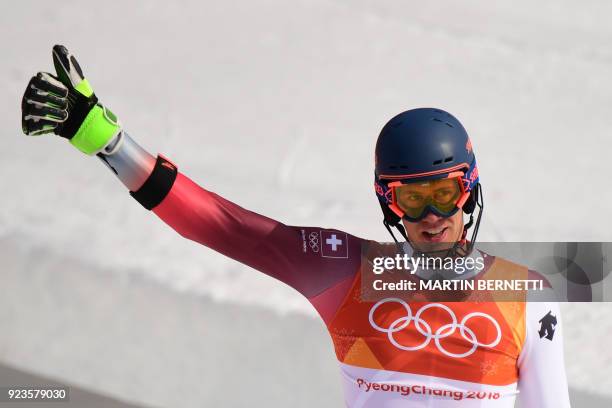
[[383, 219, 410, 253]]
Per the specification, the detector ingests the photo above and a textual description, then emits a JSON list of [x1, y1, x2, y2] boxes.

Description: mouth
[[421, 227, 449, 242]]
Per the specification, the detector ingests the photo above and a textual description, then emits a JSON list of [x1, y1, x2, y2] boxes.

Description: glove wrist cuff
[[70, 104, 121, 155]]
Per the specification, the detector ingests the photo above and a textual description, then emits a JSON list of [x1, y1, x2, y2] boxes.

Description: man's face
[[402, 210, 464, 252]]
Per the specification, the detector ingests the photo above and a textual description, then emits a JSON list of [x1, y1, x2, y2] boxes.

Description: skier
[[21, 45, 570, 407]]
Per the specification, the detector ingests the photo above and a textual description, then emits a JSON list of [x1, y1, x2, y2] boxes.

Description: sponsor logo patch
[[538, 310, 557, 341]]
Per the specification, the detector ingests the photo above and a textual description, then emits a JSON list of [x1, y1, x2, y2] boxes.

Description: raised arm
[[100, 133, 360, 303], [21, 45, 360, 321]]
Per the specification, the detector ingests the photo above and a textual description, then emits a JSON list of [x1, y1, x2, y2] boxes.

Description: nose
[[421, 211, 443, 224]]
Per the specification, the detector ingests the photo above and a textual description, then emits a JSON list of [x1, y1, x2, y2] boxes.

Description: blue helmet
[[374, 108, 483, 247]]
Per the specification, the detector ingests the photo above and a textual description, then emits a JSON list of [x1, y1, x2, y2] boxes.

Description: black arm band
[[130, 155, 177, 210]]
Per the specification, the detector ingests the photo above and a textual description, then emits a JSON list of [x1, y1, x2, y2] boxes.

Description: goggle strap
[[378, 163, 470, 181]]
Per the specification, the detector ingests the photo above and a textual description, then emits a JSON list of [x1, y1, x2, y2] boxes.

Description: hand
[[21, 45, 121, 155]]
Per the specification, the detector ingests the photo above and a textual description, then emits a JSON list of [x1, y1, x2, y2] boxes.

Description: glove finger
[[22, 116, 58, 136], [31, 72, 69, 98], [21, 74, 64, 115], [24, 92, 67, 110], [52, 45, 88, 92], [23, 82, 68, 111], [22, 99, 68, 123]]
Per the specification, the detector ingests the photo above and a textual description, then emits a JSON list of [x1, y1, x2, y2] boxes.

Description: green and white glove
[[21, 45, 121, 155]]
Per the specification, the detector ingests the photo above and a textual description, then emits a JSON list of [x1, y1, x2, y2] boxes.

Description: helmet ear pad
[[462, 183, 480, 214]]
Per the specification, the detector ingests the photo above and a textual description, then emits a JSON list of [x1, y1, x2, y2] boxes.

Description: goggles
[[387, 173, 470, 222]]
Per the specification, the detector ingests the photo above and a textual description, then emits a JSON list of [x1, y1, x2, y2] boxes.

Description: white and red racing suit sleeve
[[517, 301, 571, 407]]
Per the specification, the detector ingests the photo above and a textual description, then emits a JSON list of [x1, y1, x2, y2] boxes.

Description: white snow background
[[1, 0, 611, 407]]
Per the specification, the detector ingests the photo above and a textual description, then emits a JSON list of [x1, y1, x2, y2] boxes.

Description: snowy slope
[[1, 0, 611, 406]]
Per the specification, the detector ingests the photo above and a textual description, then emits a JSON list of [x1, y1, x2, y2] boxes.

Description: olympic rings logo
[[308, 232, 320, 252], [368, 299, 501, 358]]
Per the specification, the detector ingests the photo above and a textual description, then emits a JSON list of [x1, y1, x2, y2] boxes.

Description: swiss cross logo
[[320, 231, 348, 258]]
